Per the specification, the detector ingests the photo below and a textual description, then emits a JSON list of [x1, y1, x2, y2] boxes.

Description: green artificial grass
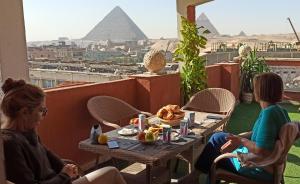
[[227, 102, 300, 184]]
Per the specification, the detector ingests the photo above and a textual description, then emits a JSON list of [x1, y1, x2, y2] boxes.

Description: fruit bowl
[[137, 131, 159, 145]]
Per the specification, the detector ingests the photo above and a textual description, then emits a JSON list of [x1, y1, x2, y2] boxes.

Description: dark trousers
[[195, 132, 237, 183]]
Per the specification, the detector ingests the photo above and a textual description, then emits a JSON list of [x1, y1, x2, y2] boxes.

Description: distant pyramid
[[238, 31, 247, 36], [196, 13, 219, 37], [83, 6, 147, 42]]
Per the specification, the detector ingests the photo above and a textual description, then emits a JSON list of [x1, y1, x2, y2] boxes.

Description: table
[[79, 111, 227, 184]]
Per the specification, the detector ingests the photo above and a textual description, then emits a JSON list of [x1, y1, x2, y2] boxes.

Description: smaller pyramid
[[196, 13, 219, 37], [238, 31, 247, 36], [83, 6, 147, 42]]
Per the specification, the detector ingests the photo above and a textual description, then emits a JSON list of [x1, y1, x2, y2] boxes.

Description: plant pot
[[242, 92, 253, 104]]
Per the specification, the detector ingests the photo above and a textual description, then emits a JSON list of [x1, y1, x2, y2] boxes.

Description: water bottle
[[138, 114, 146, 131], [90, 124, 102, 144]]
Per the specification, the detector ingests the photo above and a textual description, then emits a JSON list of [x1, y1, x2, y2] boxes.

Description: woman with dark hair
[[195, 72, 291, 183], [0, 78, 126, 184]]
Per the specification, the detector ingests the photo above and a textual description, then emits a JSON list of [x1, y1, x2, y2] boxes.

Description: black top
[[1, 129, 71, 184]]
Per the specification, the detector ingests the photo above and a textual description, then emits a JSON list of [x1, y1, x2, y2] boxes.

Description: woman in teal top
[[195, 72, 291, 183]]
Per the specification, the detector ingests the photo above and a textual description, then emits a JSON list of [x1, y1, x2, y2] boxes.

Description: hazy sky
[[23, 0, 300, 41]]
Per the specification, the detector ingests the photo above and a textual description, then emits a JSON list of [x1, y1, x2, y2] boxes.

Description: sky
[[23, 0, 300, 41]]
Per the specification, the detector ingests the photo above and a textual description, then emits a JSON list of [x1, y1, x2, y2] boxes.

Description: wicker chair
[[87, 96, 152, 129], [210, 122, 300, 184], [182, 88, 236, 131], [87, 96, 151, 165]]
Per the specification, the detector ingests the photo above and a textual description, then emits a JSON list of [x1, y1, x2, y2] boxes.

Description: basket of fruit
[[137, 130, 159, 144], [156, 105, 185, 126]]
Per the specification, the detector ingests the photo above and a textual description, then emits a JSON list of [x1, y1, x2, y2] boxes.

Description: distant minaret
[[196, 13, 220, 37], [83, 6, 148, 42]]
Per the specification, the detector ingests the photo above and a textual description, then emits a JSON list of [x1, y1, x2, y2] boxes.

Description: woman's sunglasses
[[39, 107, 48, 117]]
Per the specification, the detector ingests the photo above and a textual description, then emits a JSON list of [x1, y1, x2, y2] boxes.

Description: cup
[[180, 119, 189, 136], [188, 112, 195, 127], [162, 125, 171, 143], [138, 114, 146, 131]]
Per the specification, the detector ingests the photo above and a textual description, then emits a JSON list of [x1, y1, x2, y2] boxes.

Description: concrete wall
[[206, 63, 240, 100], [0, 0, 29, 81], [132, 73, 181, 113]]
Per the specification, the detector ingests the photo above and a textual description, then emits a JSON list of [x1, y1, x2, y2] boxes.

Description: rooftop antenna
[[287, 17, 300, 45]]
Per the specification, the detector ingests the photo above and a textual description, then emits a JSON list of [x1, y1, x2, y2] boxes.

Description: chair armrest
[[141, 111, 153, 117], [210, 153, 237, 184], [238, 131, 252, 139], [102, 121, 121, 129]]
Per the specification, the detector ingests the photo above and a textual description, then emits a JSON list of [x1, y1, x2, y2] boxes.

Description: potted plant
[[240, 48, 269, 103], [174, 16, 209, 103]]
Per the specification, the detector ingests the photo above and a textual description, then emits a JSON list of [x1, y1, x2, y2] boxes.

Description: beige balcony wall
[[0, 0, 29, 81]]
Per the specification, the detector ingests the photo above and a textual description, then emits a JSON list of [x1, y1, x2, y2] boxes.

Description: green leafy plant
[[241, 48, 270, 93], [174, 17, 209, 103]]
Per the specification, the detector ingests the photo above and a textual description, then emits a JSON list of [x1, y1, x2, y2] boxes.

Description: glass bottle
[[90, 124, 102, 144]]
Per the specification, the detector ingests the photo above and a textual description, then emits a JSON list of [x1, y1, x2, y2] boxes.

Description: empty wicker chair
[[210, 122, 300, 184], [182, 88, 236, 131], [87, 96, 152, 129]]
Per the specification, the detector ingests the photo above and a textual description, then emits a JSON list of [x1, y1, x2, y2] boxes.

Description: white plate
[[118, 128, 138, 136], [175, 129, 192, 134], [171, 132, 180, 141]]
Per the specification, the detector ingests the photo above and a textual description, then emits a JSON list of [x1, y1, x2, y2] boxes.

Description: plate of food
[[118, 128, 138, 136], [148, 124, 163, 134], [156, 105, 185, 126]]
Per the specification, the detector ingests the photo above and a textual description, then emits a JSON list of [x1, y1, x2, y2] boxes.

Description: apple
[[130, 118, 139, 125], [137, 132, 146, 141]]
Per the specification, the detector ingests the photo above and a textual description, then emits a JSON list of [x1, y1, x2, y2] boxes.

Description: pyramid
[[83, 6, 148, 42], [238, 31, 247, 36], [196, 13, 219, 37]]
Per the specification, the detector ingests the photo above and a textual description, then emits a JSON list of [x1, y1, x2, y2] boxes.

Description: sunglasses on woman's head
[[39, 107, 48, 116]]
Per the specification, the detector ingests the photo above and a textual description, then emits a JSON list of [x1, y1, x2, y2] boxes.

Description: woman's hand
[[226, 134, 242, 145], [61, 164, 78, 178], [220, 134, 242, 153]]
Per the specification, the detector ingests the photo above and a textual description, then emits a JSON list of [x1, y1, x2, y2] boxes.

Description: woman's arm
[[3, 139, 71, 184], [220, 131, 252, 153], [226, 134, 271, 156], [45, 147, 65, 173], [240, 137, 271, 156]]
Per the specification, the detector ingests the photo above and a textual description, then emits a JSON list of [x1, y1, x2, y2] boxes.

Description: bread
[[165, 105, 181, 113], [156, 105, 185, 121]]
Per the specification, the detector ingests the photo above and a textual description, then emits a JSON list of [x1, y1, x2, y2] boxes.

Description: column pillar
[[187, 5, 196, 23], [176, 0, 213, 39], [0, 0, 29, 81]]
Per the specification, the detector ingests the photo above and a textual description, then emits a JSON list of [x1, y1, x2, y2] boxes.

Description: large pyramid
[[196, 13, 220, 37], [83, 6, 147, 42]]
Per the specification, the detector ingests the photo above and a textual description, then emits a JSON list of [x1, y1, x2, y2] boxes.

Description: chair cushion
[[216, 169, 272, 184]]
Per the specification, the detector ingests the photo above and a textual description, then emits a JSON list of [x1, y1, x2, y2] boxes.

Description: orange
[[98, 134, 108, 144]]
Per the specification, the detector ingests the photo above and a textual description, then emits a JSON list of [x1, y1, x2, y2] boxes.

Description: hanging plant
[[174, 16, 209, 103]]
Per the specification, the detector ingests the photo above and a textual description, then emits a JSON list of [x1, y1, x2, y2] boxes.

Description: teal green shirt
[[232, 104, 290, 181]]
